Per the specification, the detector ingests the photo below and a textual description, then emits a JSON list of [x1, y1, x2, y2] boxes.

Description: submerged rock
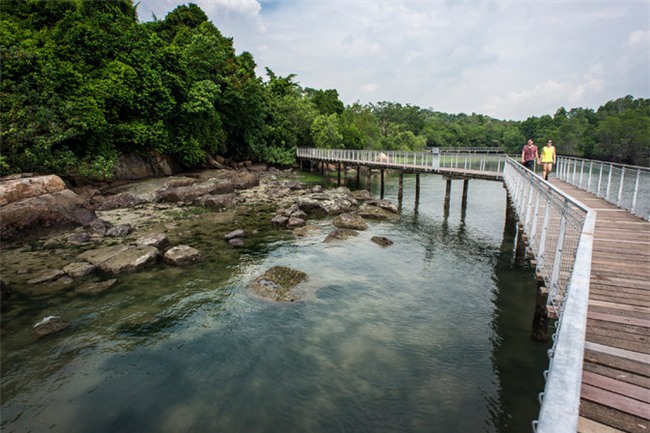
[[323, 228, 359, 243], [371, 236, 394, 247], [63, 261, 96, 278], [33, 316, 69, 337], [27, 269, 66, 285], [250, 266, 307, 302], [75, 278, 119, 295]]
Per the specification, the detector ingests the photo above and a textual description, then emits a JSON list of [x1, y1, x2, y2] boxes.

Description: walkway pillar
[[415, 173, 420, 210], [398, 172, 404, 208], [531, 278, 550, 341], [444, 178, 452, 214], [337, 163, 341, 186], [356, 165, 360, 185], [380, 169, 385, 199]]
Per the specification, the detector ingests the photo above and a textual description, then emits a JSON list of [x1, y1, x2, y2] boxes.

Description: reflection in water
[[1, 172, 550, 433]]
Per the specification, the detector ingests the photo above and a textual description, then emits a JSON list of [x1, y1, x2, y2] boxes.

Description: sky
[[136, 0, 650, 120]]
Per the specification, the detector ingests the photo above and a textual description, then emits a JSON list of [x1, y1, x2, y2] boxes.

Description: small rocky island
[[0, 154, 399, 335]]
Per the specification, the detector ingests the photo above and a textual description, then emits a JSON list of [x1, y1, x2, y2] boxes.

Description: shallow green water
[[1, 172, 549, 433]]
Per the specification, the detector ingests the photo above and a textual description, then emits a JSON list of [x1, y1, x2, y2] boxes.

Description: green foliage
[[1, 1, 647, 178], [311, 114, 343, 149]]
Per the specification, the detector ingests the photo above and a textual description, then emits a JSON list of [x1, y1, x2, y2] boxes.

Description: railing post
[[632, 169, 641, 215], [597, 162, 604, 197], [548, 200, 568, 316], [537, 190, 552, 271], [605, 163, 613, 201], [579, 160, 585, 188], [617, 166, 625, 208], [587, 161, 593, 192]]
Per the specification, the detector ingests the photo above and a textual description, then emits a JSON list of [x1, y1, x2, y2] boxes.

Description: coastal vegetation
[[1, 0, 648, 179]]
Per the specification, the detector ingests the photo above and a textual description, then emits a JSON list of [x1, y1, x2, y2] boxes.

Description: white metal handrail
[[503, 158, 595, 433], [556, 156, 650, 220], [296, 147, 507, 175]]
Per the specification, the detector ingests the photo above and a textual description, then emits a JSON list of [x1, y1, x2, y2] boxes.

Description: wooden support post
[[398, 172, 404, 208], [337, 163, 341, 186], [415, 173, 420, 210], [444, 177, 452, 214], [356, 165, 360, 185], [299, 159, 303, 171], [504, 193, 517, 237], [380, 169, 385, 199], [461, 178, 469, 221], [531, 276, 550, 341], [321, 162, 325, 176]]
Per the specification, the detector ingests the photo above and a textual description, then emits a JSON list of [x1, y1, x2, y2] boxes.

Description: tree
[[311, 114, 343, 149]]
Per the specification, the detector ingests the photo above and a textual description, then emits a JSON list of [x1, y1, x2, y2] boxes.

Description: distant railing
[[503, 158, 596, 433], [296, 148, 507, 176], [556, 156, 650, 220]]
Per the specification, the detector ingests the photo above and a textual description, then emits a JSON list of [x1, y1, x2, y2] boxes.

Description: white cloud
[[628, 29, 650, 45], [137, 0, 649, 120]]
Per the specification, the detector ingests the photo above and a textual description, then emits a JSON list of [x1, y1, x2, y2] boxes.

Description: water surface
[[1, 172, 549, 432]]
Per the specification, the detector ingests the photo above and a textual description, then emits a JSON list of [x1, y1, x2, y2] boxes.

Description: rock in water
[[371, 236, 394, 247], [163, 245, 204, 266], [33, 316, 69, 337], [250, 266, 307, 302], [332, 212, 368, 230]]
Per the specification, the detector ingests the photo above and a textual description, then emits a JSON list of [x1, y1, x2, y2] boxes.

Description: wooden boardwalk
[[549, 178, 650, 433]]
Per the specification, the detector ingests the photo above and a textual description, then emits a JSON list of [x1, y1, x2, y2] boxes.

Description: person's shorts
[[523, 160, 535, 169]]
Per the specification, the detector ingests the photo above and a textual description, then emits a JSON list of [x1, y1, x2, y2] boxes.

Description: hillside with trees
[[1, 0, 648, 180]]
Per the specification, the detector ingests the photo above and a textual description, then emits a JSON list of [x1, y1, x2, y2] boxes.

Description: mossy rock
[[250, 266, 307, 302]]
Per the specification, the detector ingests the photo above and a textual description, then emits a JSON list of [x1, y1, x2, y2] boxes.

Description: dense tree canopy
[[1, 0, 648, 179]]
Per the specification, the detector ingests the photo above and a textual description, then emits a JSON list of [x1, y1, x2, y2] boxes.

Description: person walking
[[521, 139, 538, 171], [539, 140, 556, 181]]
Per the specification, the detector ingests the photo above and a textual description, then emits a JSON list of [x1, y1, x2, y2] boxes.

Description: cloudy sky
[[136, 0, 649, 120]]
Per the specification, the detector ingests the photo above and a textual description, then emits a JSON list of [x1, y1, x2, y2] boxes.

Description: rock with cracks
[[250, 266, 307, 302]]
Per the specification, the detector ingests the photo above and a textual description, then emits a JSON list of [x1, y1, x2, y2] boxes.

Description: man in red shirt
[[521, 139, 538, 171]]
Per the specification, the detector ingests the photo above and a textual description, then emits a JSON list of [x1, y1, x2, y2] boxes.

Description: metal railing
[[503, 158, 596, 433], [556, 156, 650, 220], [296, 147, 507, 176]]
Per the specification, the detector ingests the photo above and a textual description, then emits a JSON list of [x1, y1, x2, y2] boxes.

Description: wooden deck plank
[[587, 311, 650, 328], [584, 362, 650, 389], [581, 384, 650, 420], [548, 178, 650, 433], [582, 371, 650, 403], [578, 416, 627, 433], [580, 400, 649, 433]]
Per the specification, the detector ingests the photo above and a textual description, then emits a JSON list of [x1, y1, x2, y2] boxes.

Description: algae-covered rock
[[250, 266, 307, 302]]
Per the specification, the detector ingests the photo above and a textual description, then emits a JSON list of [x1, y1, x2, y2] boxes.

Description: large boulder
[[295, 187, 358, 216], [358, 199, 400, 222], [0, 177, 98, 241], [98, 246, 160, 274], [113, 154, 156, 180], [0, 174, 66, 206], [250, 266, 307, 302], [156, 178, 234, 203], [231, 171, 259, 190], [97, 192, 147, 211]]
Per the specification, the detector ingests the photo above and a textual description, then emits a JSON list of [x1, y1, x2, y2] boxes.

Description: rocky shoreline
[[0, 163, 400, 336]]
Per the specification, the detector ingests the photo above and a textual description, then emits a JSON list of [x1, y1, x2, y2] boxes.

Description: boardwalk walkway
[[549, 178, 650, 433]]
